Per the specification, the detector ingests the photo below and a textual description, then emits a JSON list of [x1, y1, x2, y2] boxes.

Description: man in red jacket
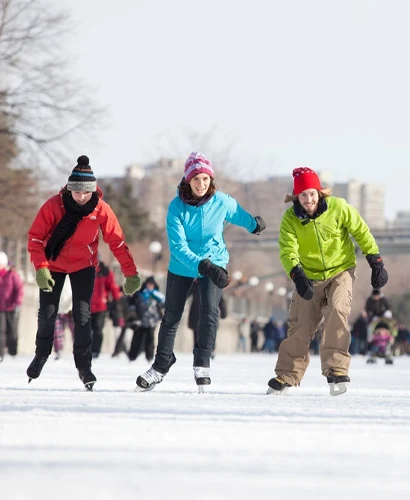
[[91, 260, 122, 358], [26, 155, 140, 390]]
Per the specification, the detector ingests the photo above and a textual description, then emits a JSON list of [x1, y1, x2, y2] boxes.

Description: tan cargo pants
[[275, 268, 355, 386]]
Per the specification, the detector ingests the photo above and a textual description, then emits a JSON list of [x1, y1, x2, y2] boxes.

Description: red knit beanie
[[293, 167, 322, 195]]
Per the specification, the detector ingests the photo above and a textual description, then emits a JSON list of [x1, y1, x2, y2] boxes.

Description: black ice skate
[[78, 367, 97, 391], [267, 376, 291, 395], [327, 370, 350, 396], [194, 367, 211, 393], [27, 356, 48, 383], [135, 366, 164, 392]]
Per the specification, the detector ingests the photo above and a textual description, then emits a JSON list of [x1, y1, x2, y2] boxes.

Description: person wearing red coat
[[26, 155, 141, 390], [91, 260, 122, 358], [0, 251, 24, 361]]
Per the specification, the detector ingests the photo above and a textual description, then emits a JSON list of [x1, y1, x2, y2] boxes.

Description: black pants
[[91, 311, 106, 357], [129, 326, 155, 362], [35, 266, 95, 369], [153, 271, 223, 374], [0, 310, 18, 357]]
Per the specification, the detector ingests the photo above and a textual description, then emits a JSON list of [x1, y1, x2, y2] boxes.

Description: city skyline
[[65, 0, 410, 220]]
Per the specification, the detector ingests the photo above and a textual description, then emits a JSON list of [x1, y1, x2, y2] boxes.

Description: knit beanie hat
[[67, 155, 97, 192], [293, 167, 322, 195], [0, 251, 8, 267], [184, 152, 214, 182]]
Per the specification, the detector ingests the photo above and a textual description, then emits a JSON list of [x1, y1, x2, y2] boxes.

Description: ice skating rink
[[1, 353, 410, 500]]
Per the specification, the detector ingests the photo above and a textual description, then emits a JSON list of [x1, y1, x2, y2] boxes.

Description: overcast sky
[[66, 0, 410, 220]]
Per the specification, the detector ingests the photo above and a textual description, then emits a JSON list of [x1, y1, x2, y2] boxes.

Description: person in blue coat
[[135, 151, 266, 392]]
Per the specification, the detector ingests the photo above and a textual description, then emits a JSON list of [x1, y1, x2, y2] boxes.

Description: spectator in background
[[262, 316, 281, 353], [91, 259, 123, 358], [0, 251, 24, 361], [237, 317, 248, 352], [365, 289, 390, 322], [367, 320, 394, 364], [250, 319, 260, 352], [350, 310, 369, 355], [128, 276, 165, 363], [395, 323, 410, 355]]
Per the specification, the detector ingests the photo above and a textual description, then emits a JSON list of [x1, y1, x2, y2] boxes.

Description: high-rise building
[[331, 179, 385, 229]]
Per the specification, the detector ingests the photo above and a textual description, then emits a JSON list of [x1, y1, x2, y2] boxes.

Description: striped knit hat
[[184, 152, 214, 182], [67, 155, 97, 192]]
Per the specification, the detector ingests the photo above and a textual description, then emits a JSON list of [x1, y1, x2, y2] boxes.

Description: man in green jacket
[[267, 167, 388, 396]]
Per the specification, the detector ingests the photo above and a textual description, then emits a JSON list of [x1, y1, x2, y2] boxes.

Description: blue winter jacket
[[167, 191, 257, 278]]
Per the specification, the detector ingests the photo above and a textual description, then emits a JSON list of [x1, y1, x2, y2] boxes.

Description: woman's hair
[[284, 187, 332, 203], [179, 177, 217, 200]]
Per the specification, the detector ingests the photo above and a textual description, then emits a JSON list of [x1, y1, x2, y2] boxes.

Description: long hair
[[179, 177, 217, 201], [284, 187, 333, 203]]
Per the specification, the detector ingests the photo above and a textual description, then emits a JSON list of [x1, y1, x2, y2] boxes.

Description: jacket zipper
[[312, 220, 326, 280]]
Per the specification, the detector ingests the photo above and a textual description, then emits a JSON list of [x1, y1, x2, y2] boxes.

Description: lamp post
[[232, 270, 243, 282], [248, 276, 259, 287], [148, 241, 162, 274]]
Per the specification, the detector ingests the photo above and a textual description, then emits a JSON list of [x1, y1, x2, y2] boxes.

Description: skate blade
[[84, 382, 95, 392], [329, 382, 348, 396], [134, 384, 156, 392], [266, 386, 290, 395]]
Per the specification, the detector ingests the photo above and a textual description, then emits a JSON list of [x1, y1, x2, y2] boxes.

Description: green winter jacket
[[279, 196, 379, 280]]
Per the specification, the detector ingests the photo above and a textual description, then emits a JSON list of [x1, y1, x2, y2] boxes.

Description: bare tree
[[0, 0, 106, 173]]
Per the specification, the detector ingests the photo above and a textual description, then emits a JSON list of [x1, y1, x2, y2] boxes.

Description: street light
[[248, 276, 259, 287], [148, 241, 162, 274], [277, 287, 287, 297], [232, 270, 243, 281], [265, 282, 274, 293]]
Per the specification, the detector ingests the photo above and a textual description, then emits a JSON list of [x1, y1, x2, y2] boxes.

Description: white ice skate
[[327, 371, 350, 396], [194, 366, 211, 393], [135, 367, 164, 392]]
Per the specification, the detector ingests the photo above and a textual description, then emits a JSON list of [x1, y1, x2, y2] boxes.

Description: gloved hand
[[36, 268, 55, 293], [198, 259, 231, 289], [252, 216, 266, 235], [290, 265, 314, 300], [366, 254, 388, 289], [123, 275, 141, 296]]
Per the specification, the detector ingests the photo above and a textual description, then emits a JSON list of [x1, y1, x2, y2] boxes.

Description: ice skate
[[135, 366, 164, 392], [266, 376, 290, 395], [27, 356, 48, 383], [78, 367, 97, 391], [194, 366, 211, 393], [327, 370, 350, 396]]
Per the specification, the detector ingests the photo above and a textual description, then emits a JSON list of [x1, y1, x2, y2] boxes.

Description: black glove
[[290, 265, 314, 300], [366, 254, 388, 289], [198, 259, 231, 289], [252, 216, 266, 235]]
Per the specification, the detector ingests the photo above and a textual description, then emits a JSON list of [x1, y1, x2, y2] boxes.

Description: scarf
[[45, 192, 99, 261]]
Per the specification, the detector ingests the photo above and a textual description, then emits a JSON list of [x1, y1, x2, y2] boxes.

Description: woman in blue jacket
[[135, 151, 266, 392]]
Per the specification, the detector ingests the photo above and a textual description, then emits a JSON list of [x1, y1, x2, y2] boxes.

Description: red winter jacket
[[0, 268, 24, 312], [28, 187, 137, 277], [91, 262, 121, 313]]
